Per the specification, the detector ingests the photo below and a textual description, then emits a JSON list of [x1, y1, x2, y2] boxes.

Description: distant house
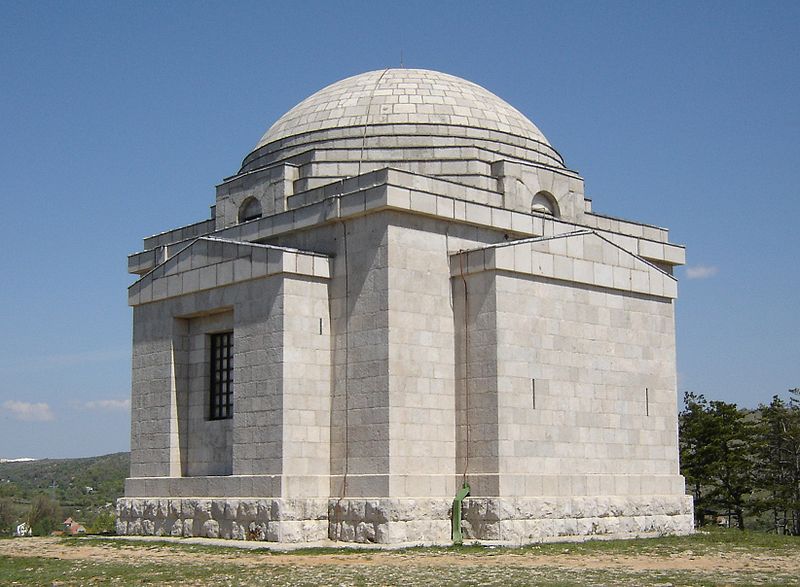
[[63, 517, 86, 535]]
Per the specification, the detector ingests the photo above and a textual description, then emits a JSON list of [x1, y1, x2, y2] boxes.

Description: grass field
[[1, 528, 798, 586]]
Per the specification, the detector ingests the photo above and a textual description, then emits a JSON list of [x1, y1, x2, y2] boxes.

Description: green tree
[[0, 481, 19, 499], [0, 498, 16, 535], [27, 494, 61, 536], [789, 388, 800, 535], [680, 392, 718, 525], [705, 399, 757, 530], [679, 393, 758, 529], [88, 509, 116, 534], [755, 390, 800, 534]]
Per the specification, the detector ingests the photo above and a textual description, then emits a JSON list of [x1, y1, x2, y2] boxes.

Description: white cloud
[[686, 265, 719, 279], [3, 400, 55, 422], [84, 399, 131, 412]]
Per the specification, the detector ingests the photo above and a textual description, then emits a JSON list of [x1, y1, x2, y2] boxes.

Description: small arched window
[[238, 197, 262, 223], [531, 191, 559, 217]]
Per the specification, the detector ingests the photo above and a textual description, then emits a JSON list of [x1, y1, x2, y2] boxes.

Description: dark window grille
[[209, 332, 233, 420]]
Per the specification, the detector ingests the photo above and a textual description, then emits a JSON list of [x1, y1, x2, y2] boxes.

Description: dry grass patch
[[1, 528, 798, 586]]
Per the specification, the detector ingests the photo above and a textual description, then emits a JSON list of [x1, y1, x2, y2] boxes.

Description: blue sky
[[0, 1, 797, 458]]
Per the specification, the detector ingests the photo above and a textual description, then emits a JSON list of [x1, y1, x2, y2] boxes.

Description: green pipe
[[451, 482, 471, 545]]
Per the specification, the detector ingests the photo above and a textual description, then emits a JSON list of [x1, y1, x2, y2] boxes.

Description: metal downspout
[[452, 482, 471, 545], [453, 252, 471, 544]]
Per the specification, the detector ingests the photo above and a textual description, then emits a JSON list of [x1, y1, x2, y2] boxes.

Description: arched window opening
[[238, 198, 262, 223], [531, 191, 559, 217]]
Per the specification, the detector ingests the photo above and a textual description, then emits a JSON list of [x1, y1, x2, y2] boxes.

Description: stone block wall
[[326, 216, 392, 497], [280, 276, 331, 497], [229, 278, 285, 477], [386, 223, 457, 498], [494, 274, 679, 480]]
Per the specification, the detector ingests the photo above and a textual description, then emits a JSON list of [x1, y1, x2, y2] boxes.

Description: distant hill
[[0, 452, 129, 508]]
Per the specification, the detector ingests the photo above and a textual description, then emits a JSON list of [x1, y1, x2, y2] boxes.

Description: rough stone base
[[461, 495, 695, 543], [116, 498, 328, 542], [117, 494, 694, 545], [328, 498, 452, 543]]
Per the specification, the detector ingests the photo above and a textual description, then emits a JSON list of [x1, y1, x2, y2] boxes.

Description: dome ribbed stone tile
[[243, 69, 565, 172]]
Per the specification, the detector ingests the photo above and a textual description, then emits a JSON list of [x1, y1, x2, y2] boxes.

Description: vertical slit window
[[210, 332, 233, 420]]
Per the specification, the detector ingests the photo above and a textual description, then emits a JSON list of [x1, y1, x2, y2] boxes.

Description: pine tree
[[679, 392, 716, 526], [789, 388, 800, 535], [680, 392, 758, 529], [756, 396, 790, 533], [705, 400, 756, 530], [754, 389, 800, 534]]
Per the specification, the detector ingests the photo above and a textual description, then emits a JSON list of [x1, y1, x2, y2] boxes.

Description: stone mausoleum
[[117, 69, 693, 544]]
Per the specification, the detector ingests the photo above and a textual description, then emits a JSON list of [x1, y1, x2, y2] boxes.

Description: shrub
[[89, 510, 116, 534]]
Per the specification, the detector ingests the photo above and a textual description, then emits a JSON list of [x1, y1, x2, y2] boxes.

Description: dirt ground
[[1, 536, 798, 575]]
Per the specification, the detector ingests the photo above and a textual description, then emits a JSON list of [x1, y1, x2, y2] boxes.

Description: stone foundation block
[[117, 494, 693, 545]]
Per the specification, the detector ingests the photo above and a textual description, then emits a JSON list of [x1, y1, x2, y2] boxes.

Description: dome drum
[[239, 121, 566, 175]]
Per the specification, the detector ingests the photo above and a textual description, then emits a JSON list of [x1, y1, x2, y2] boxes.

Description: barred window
[[209, 332, 233, 420]]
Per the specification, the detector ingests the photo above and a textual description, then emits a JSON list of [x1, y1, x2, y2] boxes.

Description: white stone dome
[[239, 68, 565, 175], [258, 69, 549, 148]]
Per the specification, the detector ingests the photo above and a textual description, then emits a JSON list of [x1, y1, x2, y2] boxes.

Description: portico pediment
[[128, 237, 329, 306], [450, 230, 677, 299]]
